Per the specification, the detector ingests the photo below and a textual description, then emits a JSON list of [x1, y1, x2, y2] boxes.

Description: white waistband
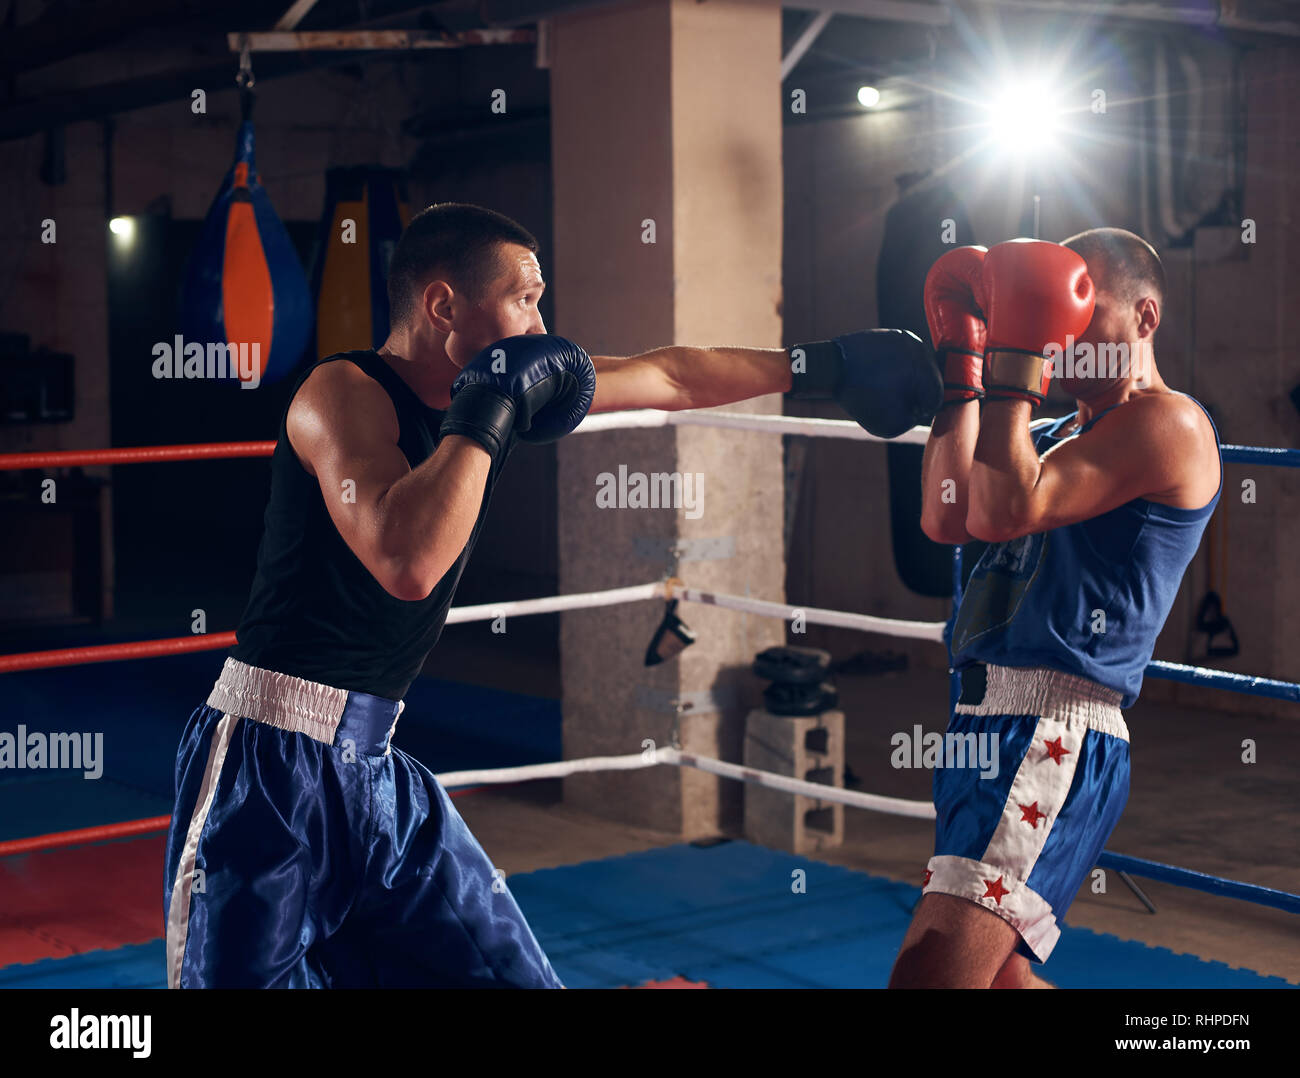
[[956, 665, 1128, 740], [206, 658, 350, 744]]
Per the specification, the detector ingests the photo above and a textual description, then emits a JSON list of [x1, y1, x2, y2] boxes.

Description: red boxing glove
[[981, 239, 1095, 406], [923, 246, 988, 405]]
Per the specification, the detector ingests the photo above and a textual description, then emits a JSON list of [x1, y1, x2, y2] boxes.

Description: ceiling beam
[[226, 28, 535, 51]]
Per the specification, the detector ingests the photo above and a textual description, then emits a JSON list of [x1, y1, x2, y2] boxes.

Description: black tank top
[[231, 349, 514, 700]]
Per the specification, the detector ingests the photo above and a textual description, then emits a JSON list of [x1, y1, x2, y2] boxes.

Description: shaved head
[[1062, 227, 1165, 314]]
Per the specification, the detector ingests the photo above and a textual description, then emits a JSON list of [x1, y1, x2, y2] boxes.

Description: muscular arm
[[967, 394, 1214, 543], [287, 362, 490, 601], [587, 346, 792, 413], [920, 401, 981, 545]]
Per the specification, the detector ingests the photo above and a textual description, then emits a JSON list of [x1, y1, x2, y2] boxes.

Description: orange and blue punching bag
[[180, 92, 312, 386], [312, 167, 410, 358]]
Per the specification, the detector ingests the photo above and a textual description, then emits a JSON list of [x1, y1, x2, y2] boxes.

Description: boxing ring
[[2, 412, 1298, 961]]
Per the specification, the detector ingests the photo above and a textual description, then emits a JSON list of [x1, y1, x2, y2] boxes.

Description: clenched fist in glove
[[923, 245, 988, 406], [789, 329, 942, 439], [980, 239, 1095, 406]]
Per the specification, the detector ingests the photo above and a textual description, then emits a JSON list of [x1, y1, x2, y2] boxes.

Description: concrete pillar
[[550, 0, 785, 835]]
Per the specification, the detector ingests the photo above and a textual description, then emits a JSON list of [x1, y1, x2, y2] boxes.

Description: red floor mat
[[0, 836, 164, 965]]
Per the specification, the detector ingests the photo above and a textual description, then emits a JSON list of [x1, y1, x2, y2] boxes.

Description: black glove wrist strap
[[788, 340, 842, 398], [439, 383, 517, 459]]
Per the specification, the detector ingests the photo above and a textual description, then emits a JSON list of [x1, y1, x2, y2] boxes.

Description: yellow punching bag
[[312, 167, 410, 358]]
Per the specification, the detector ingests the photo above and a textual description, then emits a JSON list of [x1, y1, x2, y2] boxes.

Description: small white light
[[109, 216, 134, 238], [857, 86, 881, 109]]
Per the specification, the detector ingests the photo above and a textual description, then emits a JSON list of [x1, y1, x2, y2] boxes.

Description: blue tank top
[[951, 394, 1221, 708]]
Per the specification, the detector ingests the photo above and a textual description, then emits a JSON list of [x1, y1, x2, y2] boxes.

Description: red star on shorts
[[922, 869, 933, 887], [1042, 736, 1071, 764], [982, 876, 1011, 905], [1019, 801, 1048, 828]]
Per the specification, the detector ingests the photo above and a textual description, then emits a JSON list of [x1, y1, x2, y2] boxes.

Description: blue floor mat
[[512, 842, 1294, 988], [2, 841, 1289, 989], [0, 941, 165, 989]]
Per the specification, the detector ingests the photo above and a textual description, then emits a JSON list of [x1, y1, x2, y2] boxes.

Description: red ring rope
[[0, 441, 268, 855], [0, 632, 237, 673], [0, 441, 274, 471], [0, 817, 172, 858], [1, 790, 495, 857]]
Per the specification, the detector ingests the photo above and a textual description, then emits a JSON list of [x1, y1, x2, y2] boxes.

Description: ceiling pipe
[[782, 11, 834, 81], [480, 0, 1300, 40], [974, 0, 1298, 38]]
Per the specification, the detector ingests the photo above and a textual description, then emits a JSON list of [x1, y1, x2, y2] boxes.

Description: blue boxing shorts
[[164, 658, 563, 988], [922, 663, 1130, 963]]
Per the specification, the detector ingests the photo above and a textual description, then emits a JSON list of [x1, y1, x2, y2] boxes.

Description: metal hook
[[236, 35, 255, 91]]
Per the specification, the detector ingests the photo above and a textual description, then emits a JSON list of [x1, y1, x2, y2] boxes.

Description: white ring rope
[[444, 582, 666, 624], [573, 408, 930, 447], [664, 748, 937, 820], [445, 579, 947, 642], [667, 584, 947, 643], [439, 409, 941, 824], [436, 752, 660, 787], [436, 748, 937, 820]]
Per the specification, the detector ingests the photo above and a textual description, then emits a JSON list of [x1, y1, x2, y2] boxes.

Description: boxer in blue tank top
[[164, 203, 942, 988], [890, 229, 1222, 989]]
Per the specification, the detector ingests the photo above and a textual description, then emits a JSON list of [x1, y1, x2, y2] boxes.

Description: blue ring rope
[[1097, 852, 1300, 914], [1145, 660, 1300, 702], [1220, 444, 1300, 467]]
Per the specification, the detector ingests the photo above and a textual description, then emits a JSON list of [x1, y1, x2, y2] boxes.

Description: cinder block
[[743, 707, 844, 855]]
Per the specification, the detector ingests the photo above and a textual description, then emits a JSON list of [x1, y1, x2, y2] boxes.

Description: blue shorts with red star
[[922, 663, 1130, 963]]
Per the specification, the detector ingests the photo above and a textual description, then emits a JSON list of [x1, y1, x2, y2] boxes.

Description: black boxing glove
[[789, 329, 942, 439], [440, 334, 596, 459]]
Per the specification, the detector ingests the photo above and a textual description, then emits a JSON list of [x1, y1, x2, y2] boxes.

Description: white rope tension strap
[[436, 747, 937, 821]]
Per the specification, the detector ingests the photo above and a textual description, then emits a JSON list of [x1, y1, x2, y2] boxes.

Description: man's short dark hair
[[1062, 227, 1166, 312], [386, 203, 538, 328]]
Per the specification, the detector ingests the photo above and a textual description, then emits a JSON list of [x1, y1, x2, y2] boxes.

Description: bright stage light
[[988, 82, 1060, 154], [857, 85, 881, 108], [109, 216, 135, 238]]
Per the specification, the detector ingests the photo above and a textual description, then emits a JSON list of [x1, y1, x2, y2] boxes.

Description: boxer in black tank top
[[231, 348, 502, 700], [166, 203, 934, 987]]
